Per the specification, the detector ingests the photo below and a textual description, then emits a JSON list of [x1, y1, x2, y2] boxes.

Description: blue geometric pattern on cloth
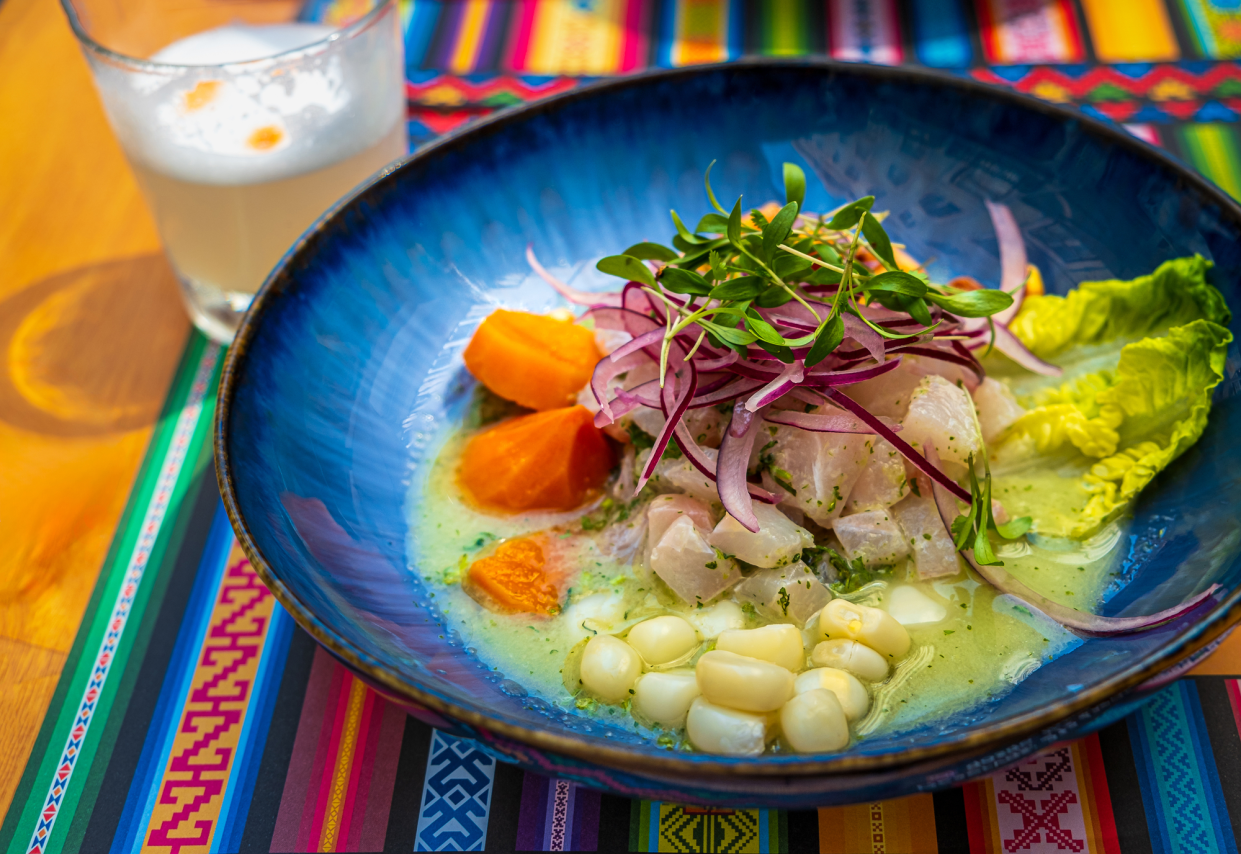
[[1128, 681, 1239, 854], [416, 730, 497, 852]]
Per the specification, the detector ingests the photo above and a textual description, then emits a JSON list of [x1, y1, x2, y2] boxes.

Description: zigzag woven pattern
[[143, 557, 276, 853]]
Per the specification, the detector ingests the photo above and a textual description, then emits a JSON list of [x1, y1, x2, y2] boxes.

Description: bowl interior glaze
[[219, 62, 1241, 799]]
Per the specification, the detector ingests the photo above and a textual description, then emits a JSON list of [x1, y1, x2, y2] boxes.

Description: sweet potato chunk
[[463, 309, 601, 411], [467, 537, 559, 614], [459, 406, 614, 512]]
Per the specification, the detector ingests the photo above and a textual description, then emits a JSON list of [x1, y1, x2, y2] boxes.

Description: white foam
[[97, 20, 404, 185], [152, 23, 334, 65]]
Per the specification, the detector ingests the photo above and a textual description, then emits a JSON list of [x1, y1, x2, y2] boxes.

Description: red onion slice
[[746, 360, 805, 411], [609, 328, 665, 362], [670, 420, 779, 506], [801, 358, 903, 387], [591, 351, 648, 424], [526, 245, 622, 308], [696, 350, 739, 371], [690, 377, 765, 408], [842, 314, 885, 363], [925, 445, 1221, 635], [990, 323, 1063, 377], [716, 401, 768, 532], [826, 389, 971, 502], [635, 352, 697, 492], [890, 345, 984, 388], [984, 201, 1027, 300], [763, 408, 898, 434]]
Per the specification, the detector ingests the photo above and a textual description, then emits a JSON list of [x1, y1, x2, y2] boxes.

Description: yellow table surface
[[0, 0, 1238, 824]]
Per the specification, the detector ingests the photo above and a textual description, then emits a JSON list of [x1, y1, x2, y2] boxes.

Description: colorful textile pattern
[[112, 529, 292, 854], [269, 648, 405, 852], [517, 774, 601, 851], [1127, 681, 1238, 854], [630, 802, 784, 853], [961, 736, 1120, 853], [415, 731, 497, 852], [817, 794, 939, 853]]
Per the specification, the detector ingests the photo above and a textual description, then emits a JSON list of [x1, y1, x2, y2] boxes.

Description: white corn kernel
[[818, 598, 911, 659], [632, 670, 701, 728], [715, 624, 806, 672], [685, 696, 769, 756], [793, 667, 870, 721], [688, 599, 746, 639], [580, 635, 642, 703], [811, 639, 890, 682], [695, 650, 794, 712], [780, 689, 850, 753], [626, 616, 699, 666]]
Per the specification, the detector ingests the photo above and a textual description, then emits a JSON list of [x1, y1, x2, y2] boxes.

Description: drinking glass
[[63, 0, 407, 341]]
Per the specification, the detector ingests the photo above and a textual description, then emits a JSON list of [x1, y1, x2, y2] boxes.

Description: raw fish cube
[[843, 438, 907, 515], [734, 561, 831, 625], [842, 358, 925, 419], [890, 494, 960, 579], [972, 377, 1025, 444], [709, 503, 814, 568], [650, 516, 742, 604], [831, 509, 910, 568], [647, 494, 713, 544], [900, 375, 981, 466], [757, 424, 870, 526]]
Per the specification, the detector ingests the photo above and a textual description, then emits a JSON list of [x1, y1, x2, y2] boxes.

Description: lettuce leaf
[[996, 318, 1231, 539], [1009, 255, 1231, 359]]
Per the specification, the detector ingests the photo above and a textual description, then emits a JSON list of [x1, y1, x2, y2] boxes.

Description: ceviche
[[413, 163, 1231, 756]]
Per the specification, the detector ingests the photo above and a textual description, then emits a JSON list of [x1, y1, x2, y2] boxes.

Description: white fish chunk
[[651, 447, 719, 503], [841, 357, 925, 419], [842, 438, 907, 515], [831, 509, 910, 568], [890, 493, 961, 579], [647, 494, 713, 544], [709, 502, 814, 568], [972, 377, 1026, 444], [734, 561, 831, 625], [650, 515, 742, 604], [754, 424, 870, 526], [900, 375, 982, 466]]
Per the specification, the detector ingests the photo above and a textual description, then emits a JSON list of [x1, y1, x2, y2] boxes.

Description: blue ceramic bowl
[[217, 61, 1241, 808]]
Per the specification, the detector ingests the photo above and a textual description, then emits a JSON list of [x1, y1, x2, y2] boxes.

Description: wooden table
[[1, 0, 1239, 826]]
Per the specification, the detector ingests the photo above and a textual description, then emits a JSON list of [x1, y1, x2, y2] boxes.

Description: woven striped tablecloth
[[5, 2, 1241, 852]]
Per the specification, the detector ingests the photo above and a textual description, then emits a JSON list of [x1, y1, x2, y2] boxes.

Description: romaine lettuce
[[1009, 255, 1231, 359], [995, 258, 1232, 539]]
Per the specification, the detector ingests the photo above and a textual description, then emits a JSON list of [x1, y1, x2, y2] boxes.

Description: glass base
[[176, 276, 257, 343]]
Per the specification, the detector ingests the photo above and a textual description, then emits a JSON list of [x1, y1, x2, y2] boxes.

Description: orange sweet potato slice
[[459, 405, 615, 512], [466, 537, 560, 614], [463, 309, 601, 411]]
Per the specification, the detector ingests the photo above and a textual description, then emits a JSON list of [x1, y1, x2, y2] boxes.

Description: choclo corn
[[818, 598, 911, 659], [580, 635, 642, 703], [793, 667, 870, 721], [695, 650, 794, 712], [685, 696, 769, 756], [631, 670, 700, 728], [714, 624, 805, 672], [626, 615, 699, 666], [780, 689, 850, 753], [811, 639, 889, 682]]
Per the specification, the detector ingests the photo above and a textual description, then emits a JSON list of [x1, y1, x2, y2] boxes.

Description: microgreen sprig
[[593, 162, 1016, 386], [950, 453, 1033, 566]]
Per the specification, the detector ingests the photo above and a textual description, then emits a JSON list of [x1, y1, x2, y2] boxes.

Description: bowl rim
[[216, 57, 1241, 779]]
